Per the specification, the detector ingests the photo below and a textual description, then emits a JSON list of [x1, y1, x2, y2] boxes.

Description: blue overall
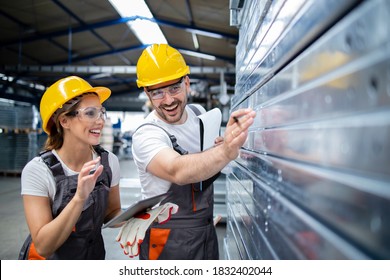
[[19, 145, 112, 260]]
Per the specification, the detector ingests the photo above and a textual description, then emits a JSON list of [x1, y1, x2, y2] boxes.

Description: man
[[131, 44, 255, 260]]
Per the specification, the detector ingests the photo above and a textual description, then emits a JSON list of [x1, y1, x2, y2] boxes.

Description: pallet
[[0, 128, 43, 134], [0, 170, 22, 177]]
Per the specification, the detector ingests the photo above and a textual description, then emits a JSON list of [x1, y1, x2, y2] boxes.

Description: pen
[[233, 116, 241, 128]]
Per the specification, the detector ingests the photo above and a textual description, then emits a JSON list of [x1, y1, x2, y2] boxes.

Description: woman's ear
[[58, 114, 70, 131]]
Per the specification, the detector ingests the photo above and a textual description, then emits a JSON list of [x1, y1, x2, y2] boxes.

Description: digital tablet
[[102, 192, 171, 229]]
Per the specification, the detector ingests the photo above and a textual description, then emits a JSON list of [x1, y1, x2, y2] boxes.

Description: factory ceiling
[[0, 0, 239, 112]]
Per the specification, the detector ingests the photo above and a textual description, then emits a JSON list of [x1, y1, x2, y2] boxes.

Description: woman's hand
[[75, 157, 103, 201]]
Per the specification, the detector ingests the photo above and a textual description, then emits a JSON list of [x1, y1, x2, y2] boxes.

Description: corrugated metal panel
[[233, 0, 360, 107], [225, 0, 390, 259]]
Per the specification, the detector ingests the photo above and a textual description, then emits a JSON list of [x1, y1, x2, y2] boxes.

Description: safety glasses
[[67, 106, 107, 122], [146, 77, 184, 100]]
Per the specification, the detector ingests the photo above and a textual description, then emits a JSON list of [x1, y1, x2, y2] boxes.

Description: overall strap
[[188, 104, 205, 151], [39, 150, 65, 178], [92, 145, 112, 186], [187, 104, 202, 115]]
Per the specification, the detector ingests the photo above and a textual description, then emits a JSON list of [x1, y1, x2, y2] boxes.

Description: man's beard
[[155, 99, 186, 124]]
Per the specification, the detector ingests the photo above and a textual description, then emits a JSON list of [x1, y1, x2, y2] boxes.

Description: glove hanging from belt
[[116, 202, 179, 258]]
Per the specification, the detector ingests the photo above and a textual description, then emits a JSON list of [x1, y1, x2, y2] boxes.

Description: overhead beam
[[2, 16, 238, 47], [4, 65, 235, 75]]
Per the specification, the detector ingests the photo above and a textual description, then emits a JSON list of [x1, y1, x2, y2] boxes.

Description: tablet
[[102, 192, 171, 229]]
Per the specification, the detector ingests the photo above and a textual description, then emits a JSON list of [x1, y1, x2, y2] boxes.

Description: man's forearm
[[170, 144, 232, 185]]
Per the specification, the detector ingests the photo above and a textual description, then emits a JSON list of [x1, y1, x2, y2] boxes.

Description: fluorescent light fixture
[[178, 49, 216, 61], [185, 28, 223, 39], [192, 33, 199, 49], [108, 0, 167, 45], [90, 73, 111, 80]]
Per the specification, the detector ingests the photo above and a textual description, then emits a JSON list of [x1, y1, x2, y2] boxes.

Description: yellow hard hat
[[40, 76, 111, 135], [136, 44, 190, 88]]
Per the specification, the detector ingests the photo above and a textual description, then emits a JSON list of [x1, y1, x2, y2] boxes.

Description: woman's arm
[[23, 158, 103, 257]]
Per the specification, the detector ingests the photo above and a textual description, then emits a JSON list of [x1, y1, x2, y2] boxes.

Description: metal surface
[[232, 0, 360, 107], [225, 0, 390, 259]]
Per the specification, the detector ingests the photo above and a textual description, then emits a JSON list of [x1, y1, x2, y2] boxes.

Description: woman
[[19, 76, 122, 259]]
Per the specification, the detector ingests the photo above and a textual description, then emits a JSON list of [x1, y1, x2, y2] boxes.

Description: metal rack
[[0, 102, 43, 174]]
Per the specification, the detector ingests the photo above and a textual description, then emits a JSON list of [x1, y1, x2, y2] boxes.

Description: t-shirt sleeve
[[21, 157, 53, 197], [132, 125, 173, 172]]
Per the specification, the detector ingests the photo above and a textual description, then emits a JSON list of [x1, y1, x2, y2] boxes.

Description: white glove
[[115, 202, 178, 258]]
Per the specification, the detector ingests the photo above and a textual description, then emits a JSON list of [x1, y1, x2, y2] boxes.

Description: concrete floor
[[0, 158, 226, 260]]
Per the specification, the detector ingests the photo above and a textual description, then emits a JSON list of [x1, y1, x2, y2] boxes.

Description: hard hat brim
[[136, 67, 190, 88]]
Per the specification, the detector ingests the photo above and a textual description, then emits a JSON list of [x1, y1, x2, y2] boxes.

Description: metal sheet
[[226, 0, 390, 259], [233, 0, 361, 107], [230, 161, 370, 259]]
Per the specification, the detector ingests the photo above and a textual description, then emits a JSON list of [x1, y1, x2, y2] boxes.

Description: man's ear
[[144, 88, 153, 103], [184, 75, 190, 86]]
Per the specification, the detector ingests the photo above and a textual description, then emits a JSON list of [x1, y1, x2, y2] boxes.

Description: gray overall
[[18, 145, 112, 260], [137, 106, 220, 260]]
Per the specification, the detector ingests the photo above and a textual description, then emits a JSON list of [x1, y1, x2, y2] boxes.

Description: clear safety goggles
[[68, 106, 107, 122], [146, 77, 184, 100]]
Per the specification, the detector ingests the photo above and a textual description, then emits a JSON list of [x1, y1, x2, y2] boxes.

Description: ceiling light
[[178, 49, 216, 61], [90, 73, 111, 79], [192, 33, 199, 49], [108, 0, 167, 45], [185, 28, 223, 39]]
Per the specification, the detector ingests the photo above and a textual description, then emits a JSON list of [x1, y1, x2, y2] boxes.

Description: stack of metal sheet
[[226, 0, 390, 259], [0, 103, 40, 173]]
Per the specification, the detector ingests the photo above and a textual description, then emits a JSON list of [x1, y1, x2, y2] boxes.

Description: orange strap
[[28, 242, 45, 260], [149, 228, 171, 260], [192, 184, 196, 211]]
